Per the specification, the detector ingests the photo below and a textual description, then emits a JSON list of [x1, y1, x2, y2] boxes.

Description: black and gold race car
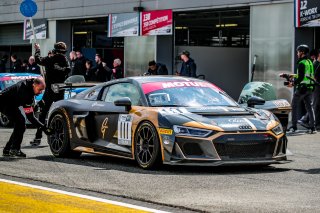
[[47, 76, 291, 169]]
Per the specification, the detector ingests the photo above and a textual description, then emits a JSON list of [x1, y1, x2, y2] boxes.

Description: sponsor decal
[[118, 114, 133, 146], [158, 107, 189, 115], [142, 81, 221, 94], [92, 102, 105, 107], [101, 117, 109, 138], [159, 128, 173, 135], [228, 118, 245, 123], [273, 100, 290, 108], [0, 75, 37, 81]]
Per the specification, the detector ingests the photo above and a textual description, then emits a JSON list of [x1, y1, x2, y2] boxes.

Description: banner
[[23, 18, 47, 40], [295, 0, 320, 27], [108, 13, 139, 37], [140, 10, 172, 36]]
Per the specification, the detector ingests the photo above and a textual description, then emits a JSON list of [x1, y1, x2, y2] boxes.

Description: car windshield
[[142, 80, 238, 107]]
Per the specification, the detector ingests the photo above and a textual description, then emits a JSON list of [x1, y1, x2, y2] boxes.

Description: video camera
[[279, 73, 294, 86]]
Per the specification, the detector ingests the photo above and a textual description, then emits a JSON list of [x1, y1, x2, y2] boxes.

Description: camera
[[279, 73, 294, 86]]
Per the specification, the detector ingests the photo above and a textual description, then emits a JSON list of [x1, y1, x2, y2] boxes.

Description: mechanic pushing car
[[0, 77, 53, 157], [31, 42, 71, 146]]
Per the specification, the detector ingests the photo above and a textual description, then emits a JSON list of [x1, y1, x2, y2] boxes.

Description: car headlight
[[272, 124, 283, 135], [173, 125, 213, 137]]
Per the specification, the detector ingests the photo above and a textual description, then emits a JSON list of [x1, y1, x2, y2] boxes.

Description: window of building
[[174, 8, 250, 47]]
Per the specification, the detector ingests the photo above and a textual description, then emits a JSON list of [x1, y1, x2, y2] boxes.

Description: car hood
[[157, 106, 279, 132]]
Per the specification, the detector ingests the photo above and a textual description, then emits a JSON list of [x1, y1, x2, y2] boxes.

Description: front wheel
[[134, 121, 161, 169], [48, 113, 81, 158]]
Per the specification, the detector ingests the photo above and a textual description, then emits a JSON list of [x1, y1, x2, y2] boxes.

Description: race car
[[0, 73, 42, 127], [47, 76, 291, 169]]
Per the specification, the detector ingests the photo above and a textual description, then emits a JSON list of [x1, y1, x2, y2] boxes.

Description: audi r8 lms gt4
[[47, 76, 291, 169]]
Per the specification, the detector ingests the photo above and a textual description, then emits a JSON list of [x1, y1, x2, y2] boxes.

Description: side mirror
[[114, 97, 132, 111], [247, 96, 265, 108]]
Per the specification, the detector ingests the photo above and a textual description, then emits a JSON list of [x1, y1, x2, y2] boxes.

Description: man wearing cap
[[31, 42, 71, 146], [0, 77, 53, 157], [178, 50, 197, 78], [288, 44, 316, 133]]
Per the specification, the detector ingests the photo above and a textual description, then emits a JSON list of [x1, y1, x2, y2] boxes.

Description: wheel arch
[[132, 119, 164, 164]]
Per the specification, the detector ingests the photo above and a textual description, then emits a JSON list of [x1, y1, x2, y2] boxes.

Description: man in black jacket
[[30, 42, 70, 146], [72, 50, 86, 76], [178, 50, 197, 78], [10, 54, 22, 73], [0, 78, 52, 157], [94, 54, 110, 82], [145, 60, 168, 75]]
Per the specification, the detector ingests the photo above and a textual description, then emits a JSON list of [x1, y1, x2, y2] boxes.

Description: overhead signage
[[140, 9, 172, 36], [295, 0, 320, 27], [23, 19, 48, 40], [108, 13, 139, 37]]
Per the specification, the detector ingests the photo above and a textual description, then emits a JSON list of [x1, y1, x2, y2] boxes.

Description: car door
[[91, 82, 142, 154]]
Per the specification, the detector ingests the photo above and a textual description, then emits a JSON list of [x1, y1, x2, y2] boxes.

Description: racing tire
[[48, 113, 81, 158], [0, 112, 12, 127], [134, 121, 161, 169]]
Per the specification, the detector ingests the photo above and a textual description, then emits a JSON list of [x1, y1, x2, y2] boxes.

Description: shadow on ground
[[27, 153, 291, 176]]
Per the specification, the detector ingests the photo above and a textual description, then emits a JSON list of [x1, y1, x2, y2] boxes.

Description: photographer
[[31, 42, 71, 146], [288, 45, 316, 133]]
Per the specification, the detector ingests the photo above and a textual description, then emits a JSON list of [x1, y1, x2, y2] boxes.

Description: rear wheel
[[48, 113, 81, 158], [134, 121, 161, 169]]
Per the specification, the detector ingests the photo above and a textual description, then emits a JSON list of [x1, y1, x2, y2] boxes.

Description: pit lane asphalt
[[0, 128, 319, 213]]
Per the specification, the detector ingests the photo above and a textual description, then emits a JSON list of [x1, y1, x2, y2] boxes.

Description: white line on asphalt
[[0, 178, 170, 213]]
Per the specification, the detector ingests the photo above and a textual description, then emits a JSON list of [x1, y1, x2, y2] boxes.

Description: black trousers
[[2, 107, 26, 150], [291, 89, 315, 129], [313, 86, 320, 126], [35, 89, 64, 139]]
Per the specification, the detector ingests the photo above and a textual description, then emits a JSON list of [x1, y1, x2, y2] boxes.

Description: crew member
[[145, 60, 168, 75], [111, 58, 123, 79], [0, 78, 52, 157], [177, 50, 197, 77], [30, 42, 71, 146], [288, 44, 316, 133]]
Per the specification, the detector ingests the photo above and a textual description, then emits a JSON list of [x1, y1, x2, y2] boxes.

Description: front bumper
[[163, 131, 288, 166]]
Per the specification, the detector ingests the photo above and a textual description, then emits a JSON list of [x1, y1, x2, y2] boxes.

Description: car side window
[[104, 83, 141, 106], [84, 87, 102, 101]]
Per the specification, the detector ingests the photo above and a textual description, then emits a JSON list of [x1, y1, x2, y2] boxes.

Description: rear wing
[[51, 82, 99, 93]]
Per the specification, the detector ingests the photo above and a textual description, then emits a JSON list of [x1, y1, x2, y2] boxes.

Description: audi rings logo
[[239, 125, 252, 130]]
